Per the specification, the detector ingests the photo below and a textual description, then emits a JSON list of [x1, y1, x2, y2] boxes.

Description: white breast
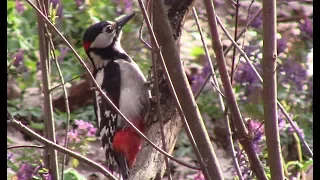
[[116, 60, 150, 125]]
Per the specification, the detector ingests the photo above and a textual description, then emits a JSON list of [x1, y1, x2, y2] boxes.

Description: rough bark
[[129, 0, 196, 179]]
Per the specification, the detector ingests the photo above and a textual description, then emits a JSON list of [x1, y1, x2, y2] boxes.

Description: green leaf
[[30, 122, 44, 131], [286, 161, 303, 169], [301, 159, 313, 171], [190, 46, 205, 58], [63, 168, 87, 180], [85, 137, 97, 142], [72, 158, 80, 168]]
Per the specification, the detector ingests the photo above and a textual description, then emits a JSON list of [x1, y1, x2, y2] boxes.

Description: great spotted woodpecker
[[82, 12, 150, 179]]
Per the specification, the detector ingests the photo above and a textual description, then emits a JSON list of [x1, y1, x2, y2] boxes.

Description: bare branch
[[36, 0, 59, 178], [134, 0, 209, 179], [262, 0, 285, 178], [215, 15, 313, 158], [150, 1, 172, 178], [192, 7, 244, 180], [7, 112, 117, 180], [7, 145, 44, 150], [203, 0, 268, 179], [149, 0, 224, 179], [50, 73, 86, 92], [46, 24, 71, 180]]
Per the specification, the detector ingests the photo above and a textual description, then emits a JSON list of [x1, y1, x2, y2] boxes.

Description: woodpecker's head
[[82, 12, 135, 68]]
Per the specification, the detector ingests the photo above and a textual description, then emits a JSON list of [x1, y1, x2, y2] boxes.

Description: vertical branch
[[137, 1, 211, 179], [47, 36, 71, 180], [191, 7, 244, 180], [215, 14, 313, 158], [151, 1, 224, 179], [262, 0, 284, 178], [230, 0, 241, 83], [149, 1, 172, 179], [202, 0, 268, 179], [36, 0, 59, 179]]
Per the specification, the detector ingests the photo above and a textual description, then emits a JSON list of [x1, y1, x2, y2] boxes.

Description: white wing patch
[[104, 110, 111, 117], [95, 70, 104, 128], [100, 126, 109, 139]]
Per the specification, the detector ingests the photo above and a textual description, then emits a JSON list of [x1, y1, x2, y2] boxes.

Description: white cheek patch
[[91, 32, 115, 49]]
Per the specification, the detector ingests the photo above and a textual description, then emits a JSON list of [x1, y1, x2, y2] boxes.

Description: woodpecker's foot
[[144, 81, 153, 89]]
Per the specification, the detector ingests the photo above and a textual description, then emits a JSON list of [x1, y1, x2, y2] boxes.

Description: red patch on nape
[[83, 41, 92, 52]]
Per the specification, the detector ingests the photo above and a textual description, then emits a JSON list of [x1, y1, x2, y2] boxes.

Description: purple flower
[[194, 171, 205, 180], [11, 49, 24, 67], [67, 130, 80, 143], [277, 38, 287, 55], [75, 119, 87, 130], [250, 16, 262, 29], [243, 45, 258, 57], [41, 172, 52, 180], [15, 0, 25, 14], [278, 111, 287, 132], [279, 59, 307, 91], [87, 127, 97, 137], [74, 0, 85, 7], [247, 119, 264, 153], [234, 63, 261, 84], [57, 46, 69, 62], [287, 121, 305, 139], [7, 153, 13, 162], [234, 148, 252, 179], [74, 120, 97, 137], [17, 163, 35, 179], [113, 0, 133, 15], [300, 18, 313, 37]]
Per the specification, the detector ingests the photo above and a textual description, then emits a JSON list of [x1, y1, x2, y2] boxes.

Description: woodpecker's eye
[[105, 25, 114, 33]]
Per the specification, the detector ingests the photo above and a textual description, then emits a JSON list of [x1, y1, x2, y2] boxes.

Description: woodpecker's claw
[[144, 81, 153, 89]]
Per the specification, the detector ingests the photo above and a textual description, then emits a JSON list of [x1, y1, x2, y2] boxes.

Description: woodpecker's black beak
[[115, 12, 135, 32]]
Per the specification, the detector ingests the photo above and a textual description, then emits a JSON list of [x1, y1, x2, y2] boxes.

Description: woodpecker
[[82, 12, 150, 179]]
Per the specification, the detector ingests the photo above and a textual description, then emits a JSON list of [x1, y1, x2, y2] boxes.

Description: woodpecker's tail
[[112, 122, 144, 179], [115, 152, 130, 179]]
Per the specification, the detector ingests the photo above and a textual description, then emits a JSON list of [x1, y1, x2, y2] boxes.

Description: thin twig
[[203, 0, 268, 178], [139, 0, 153, 51], [145, 0, 224, 179], [152, 30, 173, 180], [7, 111, 117, 180], [25, 0, 200, 171], [209, 80, 226, 99], [46, 24, 71, 180], [223, 9, 262, 57], [215, 15, 313, 158], [192, 7, 243, 180], [7, 145, 44, 150], [194, 73, 211, 100], [192, 7, 226, 100], [36, 0, 59, 178], [7, 57, 19, 72], [139, 0, 208, 175], [50, 73, 86, 91], [230, 0, 241, 84], [194, 9, 263, 99], [149, 0, 172, 179], [139, 21, 153, 50]]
